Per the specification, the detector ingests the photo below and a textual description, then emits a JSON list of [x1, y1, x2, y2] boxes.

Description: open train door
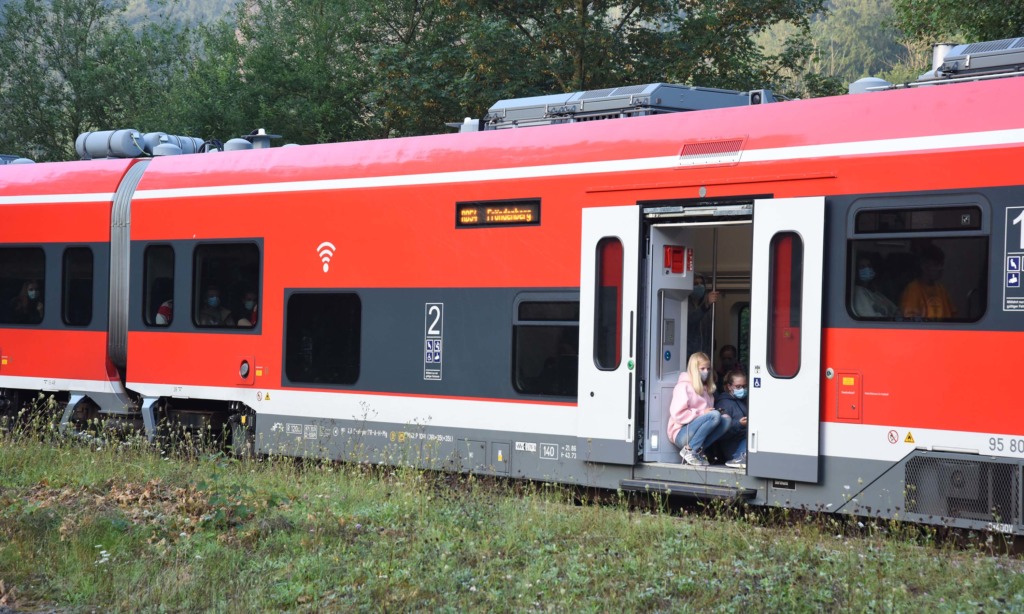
[[577, 205, 640, 464], [747, 197, 825, 482]]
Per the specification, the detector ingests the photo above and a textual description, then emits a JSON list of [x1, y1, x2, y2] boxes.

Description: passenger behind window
[[237, 290, 258, 327], [667, 352, 731, 467], [851, 254, 898, 318], [715, 370, 748, 469], [10, 280, 43, 324], [900, 244, 955, 320], [155, 299, 174, 325], [714, 344, 740, 388], [197, 285, 234, 326]]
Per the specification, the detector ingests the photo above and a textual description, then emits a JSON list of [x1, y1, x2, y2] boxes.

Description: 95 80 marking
[[988, 437, 1024, 454]]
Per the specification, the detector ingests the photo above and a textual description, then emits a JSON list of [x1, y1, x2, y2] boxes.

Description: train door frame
[[638, 202, 753, 463], [746, 196, 825, 483]]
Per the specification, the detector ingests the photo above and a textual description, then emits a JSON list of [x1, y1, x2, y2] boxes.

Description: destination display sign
[[456, 199, 541, 228]]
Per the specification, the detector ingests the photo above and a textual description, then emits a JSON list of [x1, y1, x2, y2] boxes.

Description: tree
[[459, 0, 829, 98], [892, 0, 1024, 44], [0, 0, 191, 161], [888, 0, 1024, 82]]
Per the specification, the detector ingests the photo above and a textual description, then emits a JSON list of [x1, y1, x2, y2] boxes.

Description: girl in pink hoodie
[[668, 352, 732, 466]]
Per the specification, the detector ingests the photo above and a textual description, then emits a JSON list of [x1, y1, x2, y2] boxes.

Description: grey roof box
[[484, 83, 756, 129]]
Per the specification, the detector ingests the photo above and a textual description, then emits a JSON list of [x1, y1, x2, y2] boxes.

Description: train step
[[619, 479, 757, 500]]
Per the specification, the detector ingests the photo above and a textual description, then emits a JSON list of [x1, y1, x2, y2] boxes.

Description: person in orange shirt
[[900, 245, 955, 320]]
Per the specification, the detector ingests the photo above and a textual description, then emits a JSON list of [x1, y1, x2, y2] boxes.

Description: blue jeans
[[719, 430, 747, 461], [674, 411, 731, 454]]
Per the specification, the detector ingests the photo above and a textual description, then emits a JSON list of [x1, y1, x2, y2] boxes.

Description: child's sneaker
[[681, 447, 709, 466], [725, 454, 747, 469]]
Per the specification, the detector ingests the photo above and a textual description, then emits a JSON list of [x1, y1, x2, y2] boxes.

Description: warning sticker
[[904, 431, 915, 444]]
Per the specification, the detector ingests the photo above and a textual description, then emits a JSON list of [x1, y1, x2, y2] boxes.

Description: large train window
[[192, 243, 261, 329], [768, 233, 802, 378], [847, 205, 987, 322], [284, 292, 361, 385], [143, 245, 174, 327], [62, 247, 93, 326], [0, 247, 45, 325], [595, 238, 623, 370], [512, 295, 579, 397]]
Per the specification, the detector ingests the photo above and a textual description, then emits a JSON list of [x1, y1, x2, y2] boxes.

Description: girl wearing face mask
[[667, 352, 731, 467], [851, 256, 897, 318], [10, 279, 43, 324], [716, 370, 749, 469]]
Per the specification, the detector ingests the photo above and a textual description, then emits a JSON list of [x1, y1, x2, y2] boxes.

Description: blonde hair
[[687, 352, 715, 397]]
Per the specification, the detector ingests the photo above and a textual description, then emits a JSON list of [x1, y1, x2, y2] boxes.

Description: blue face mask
[[733, 388, 747, 399], [207, 296, 220, 308], [858, 267, 875, 282], [692, 285, 706, 301], [27, 290, 38, 300], [243, 300, 255, 311], [699, 368, 710, 381]]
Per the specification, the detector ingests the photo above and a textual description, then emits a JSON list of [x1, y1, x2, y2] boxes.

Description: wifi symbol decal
[[316, 241, 336, 273]]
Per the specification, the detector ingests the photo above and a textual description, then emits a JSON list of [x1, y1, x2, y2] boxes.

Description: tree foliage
[[892, 0, 1024, 44], [2, 0, 838, 160], [0, 0, 191, 160]]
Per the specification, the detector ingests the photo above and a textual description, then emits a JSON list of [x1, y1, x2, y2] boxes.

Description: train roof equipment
[[853, 37, 1024, 93], [454, 82, 774, 132], [0, 153, 33, 164]]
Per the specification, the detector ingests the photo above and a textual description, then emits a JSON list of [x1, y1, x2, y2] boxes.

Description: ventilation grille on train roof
[[905, 456, 1020, 526]]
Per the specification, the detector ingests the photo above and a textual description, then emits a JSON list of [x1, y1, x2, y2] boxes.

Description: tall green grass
[[2, 412, 1024, 612]]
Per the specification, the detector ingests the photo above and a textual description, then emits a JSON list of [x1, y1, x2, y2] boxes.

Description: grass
[[2, 413, 1024, 612]]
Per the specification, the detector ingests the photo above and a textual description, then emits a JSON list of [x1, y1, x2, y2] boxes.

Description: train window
[[0, 247, 45, 325], [595, 238, 623, 370], [143, 245, 175, 327], [285, 293, 361, 385], [512, 297, 579, 397], [192, 243, 261, 329], [768, 232, 802, 378], [855, 206, 982, 233], [62, 247, 93, 326], [847, 205, 988, 322]]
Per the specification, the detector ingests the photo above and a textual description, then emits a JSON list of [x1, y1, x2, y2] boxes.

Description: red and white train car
[[3, 40, 1024, 533]]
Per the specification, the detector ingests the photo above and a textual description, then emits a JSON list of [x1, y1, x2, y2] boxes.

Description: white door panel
[[578, 205, 639, 463], [747, 197, 825, 482]]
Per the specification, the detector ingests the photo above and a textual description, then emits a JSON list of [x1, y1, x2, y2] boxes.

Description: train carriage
[[3, 39, 1024, 534], [0, 159, 138, 423]]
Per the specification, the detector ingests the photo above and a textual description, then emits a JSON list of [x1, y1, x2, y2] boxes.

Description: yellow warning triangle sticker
[[904, 431, 915, 443], [264, 393, 271, 401]]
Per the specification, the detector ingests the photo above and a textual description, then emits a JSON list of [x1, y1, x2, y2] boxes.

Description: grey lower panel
[[579, 437, 634, 465], [253, 412, 1024, 535], [255, 413, 633, 490], [748, 450, 818, 483]]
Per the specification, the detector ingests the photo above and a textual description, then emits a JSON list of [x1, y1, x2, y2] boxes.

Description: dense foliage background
[[0, 0, 1018, 160]]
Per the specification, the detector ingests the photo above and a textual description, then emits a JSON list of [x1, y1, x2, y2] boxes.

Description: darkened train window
[[285, 293, 361, 385], [855, 206, 982, 233], [768, 232, 802, 378], [512, 297, 579, 397], [193, 243, 261, 329], [62, 247, 93, 326], [848, 206, 988, 322], [143, 245, 174, 327], [0, 248, 45, 325], [595, 238, 623, 370]]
